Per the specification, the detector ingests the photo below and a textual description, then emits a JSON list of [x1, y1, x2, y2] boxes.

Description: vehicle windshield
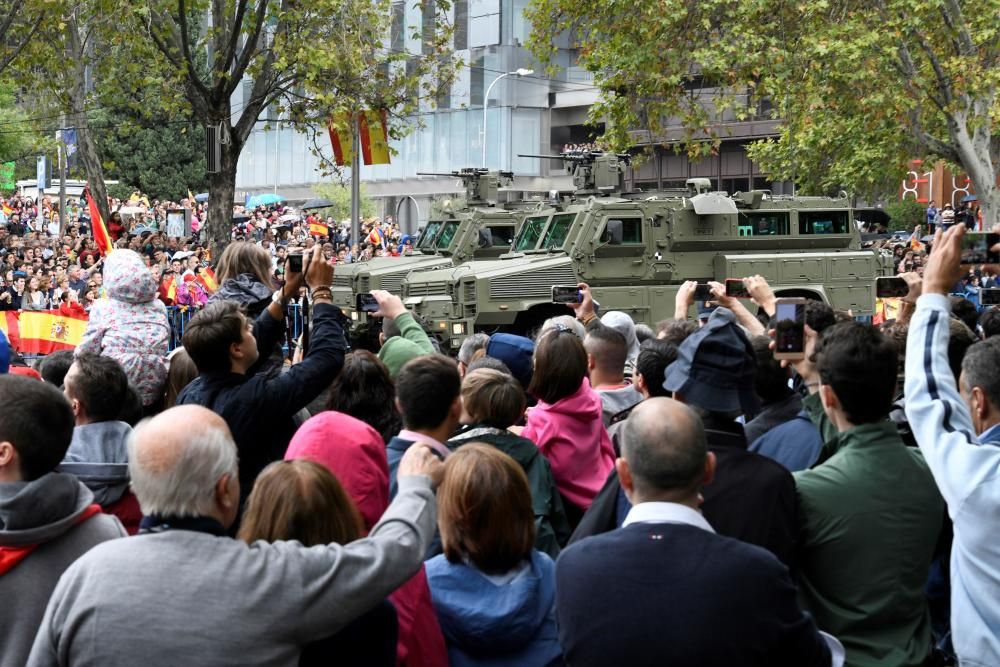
[[435, 221, 461, 249], [515, 216, 548, 251], [540, 213, 576, 249], [417, 222, 442, 250]]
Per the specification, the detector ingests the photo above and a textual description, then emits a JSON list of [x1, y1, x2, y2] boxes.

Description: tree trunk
[[204, 134, 243, 258]]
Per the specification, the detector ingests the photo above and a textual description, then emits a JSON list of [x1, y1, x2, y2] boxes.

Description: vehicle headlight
[[437, 321, 447, 330], [451, 322, 466, 335]]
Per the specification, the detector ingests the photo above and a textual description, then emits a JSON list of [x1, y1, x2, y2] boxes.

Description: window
[[738, 211, 789, 236], [418, 221, 442, 249], [604, 217, 643, 244], [515, 216, 548, 251], [486, 224, 516, 246], [435, 221, 460, 249], [541, 214, 576, 249], [799, 210, 849, 235]]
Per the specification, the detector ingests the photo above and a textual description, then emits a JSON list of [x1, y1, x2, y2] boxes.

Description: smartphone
[[960, 232, 1000, 265], [773, 298, 807, 360], [725, 279, 750, 299], [875, 276, 909, 298], [552, 285, 582, 304], [981, 288, 1000, 306], [287, 252, 304, 273], [356, 293, 380, 313], [692, 283, 714, 302]]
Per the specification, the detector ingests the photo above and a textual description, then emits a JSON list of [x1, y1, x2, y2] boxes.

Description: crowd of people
[[0, 205, 998, 666]]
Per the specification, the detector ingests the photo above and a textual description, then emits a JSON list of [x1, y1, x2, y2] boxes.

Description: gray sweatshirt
[[0, 474, 125, 667], [27, 475, 436, 667]]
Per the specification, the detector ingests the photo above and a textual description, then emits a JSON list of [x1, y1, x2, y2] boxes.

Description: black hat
[[663, 307, 760, 414]]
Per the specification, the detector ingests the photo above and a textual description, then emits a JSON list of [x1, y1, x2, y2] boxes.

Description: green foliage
[[312, 182, 377, 221], [0, 87, 53, 192], [527, 0, 999, 221], [105, 182, 135, 201], [884, 199, 927, 232], [92, 109, 208, 201]]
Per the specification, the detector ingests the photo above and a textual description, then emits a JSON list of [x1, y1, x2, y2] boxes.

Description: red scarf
[[0, 504, 103, 576]]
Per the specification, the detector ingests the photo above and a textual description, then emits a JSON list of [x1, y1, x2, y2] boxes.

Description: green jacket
[[377, 312, 435, 377], [795, 393, 944, 667], [448, 425, 572, 559]]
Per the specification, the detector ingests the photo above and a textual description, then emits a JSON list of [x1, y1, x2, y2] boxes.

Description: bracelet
[[580, 314, 597, 326], [310, 289, 332, 300]]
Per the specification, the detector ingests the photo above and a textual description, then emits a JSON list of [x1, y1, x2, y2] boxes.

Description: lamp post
[[482, 68, 534, 168]]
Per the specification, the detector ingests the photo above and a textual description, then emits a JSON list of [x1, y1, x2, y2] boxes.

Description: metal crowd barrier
[[166, 304, 304, 354]]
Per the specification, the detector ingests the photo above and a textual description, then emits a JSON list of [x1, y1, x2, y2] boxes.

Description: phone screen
[[961, 233, 1000, 265], [693, 283, 714, 301], [356, 293, 380, 312], [876, 277, 909, 298], [552, 285, 582, 304], [981, 288, 1000, 306], [774, 301, 805, 356], [287, 253, 304, 273], [725, 279, 750, 298]]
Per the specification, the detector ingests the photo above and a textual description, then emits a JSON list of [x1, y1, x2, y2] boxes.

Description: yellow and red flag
[[1, 203, 11, 217], [0, 311, 20, 350], [309, 221, 329, 237], [196, 266, 219, 294], [85, 187, 114, 256], [328, 111, 391, 166], [8, 309, 88, 355]]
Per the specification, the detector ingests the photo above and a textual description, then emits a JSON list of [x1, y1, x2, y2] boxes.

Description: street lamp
[[482, 68, 534, 168]]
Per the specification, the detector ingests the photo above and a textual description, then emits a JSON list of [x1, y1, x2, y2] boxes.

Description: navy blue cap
[[486, 333, 535, 389]]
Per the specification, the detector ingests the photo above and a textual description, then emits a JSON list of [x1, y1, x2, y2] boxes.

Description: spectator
[[950, 296, 979, 333], [28, 405, 441, 666], [448, 368, 571, 557], [178, 246, 345, 517], [0, 376, 125, 667], [76, 249, 170, 409], [163, 348, 199, 409], [926, 200, 938, 231], [605, 338, 678, 454], [388, 354, 460, 498], [211, 241, 276, 319], [23, 276, 48, 311], [538, 314, 586, 340], [37, 349, 75, 387], [905, 225, 1000, 665], [584, 324, 643, 426], [426, 444, 562, 666], [485, 333, 535, 389], [465, 355, 512, 375], [555, 398, 837, 667], [285, 411, 449, 667], [325, 350, 402, 444], [371, 290, 435, 378], [634, 322, 655, 343], [58, 354, 142, 534], [521, 326, 615, 521], [746, 335, 823, 471], [655, 317, 698, 345], [793, 321, 944, 666], [980, 307, 1000, 339], [456, 332, 490, 377], [238, 459, 398, 667], [599, 311, 641, 379]]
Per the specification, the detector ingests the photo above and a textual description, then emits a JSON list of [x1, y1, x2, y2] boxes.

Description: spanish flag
[[13, 310, 88, 355], [196, 266, 219, 294], [328, 110, 391, 166], [0, 311, 20, 350], [85, 187, 114, 256], [368, 225, 385, 247], [1, 203, 11, 217], [309, 221, 329, 237]]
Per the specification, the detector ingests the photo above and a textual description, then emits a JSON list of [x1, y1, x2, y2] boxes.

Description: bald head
[[128, 406, 239, 522], [621, 397, 708, 501]]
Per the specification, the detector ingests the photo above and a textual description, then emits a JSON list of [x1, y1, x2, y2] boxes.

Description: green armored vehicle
[[400, 152, 893, 349], [333, 169, 537, 323]]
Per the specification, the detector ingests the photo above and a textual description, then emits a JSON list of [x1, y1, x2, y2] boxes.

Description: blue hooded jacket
[[425, 550, 562, 666]]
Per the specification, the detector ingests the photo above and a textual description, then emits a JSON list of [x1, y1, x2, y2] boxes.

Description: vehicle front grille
[[489, 266, 577, 300], [379, 271, 408, 294], [407, 281, 450, 297], [463, 282, 476, 302], [333, 275, 352, 289], [358, 276, 371, 293]]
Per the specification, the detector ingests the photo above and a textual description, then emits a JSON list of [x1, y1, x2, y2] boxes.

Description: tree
[[0, 0, 44, 76], [92, 108, 209, 201], [527, 0, 999, 225], [124, 0, 455, 254], [312, 182, 376, 221]]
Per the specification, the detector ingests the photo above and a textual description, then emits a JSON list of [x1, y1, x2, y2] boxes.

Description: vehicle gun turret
[[417, 168, 514, 206], [519, 151, 631, 195]]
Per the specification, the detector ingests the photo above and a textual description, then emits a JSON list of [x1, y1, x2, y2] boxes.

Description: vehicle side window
[[799, 210, 849, 235], [487, 225, 516, 246], [609, 218, 643, 244], [738, 212, 789, 236]]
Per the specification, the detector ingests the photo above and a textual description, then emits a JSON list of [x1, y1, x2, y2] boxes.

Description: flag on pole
[[309, 221, 329, 237], [188, 189, 195, 206], [328, 111, 391, 167], [85, 187, 114, 256], [195, 266, 219, 294], [367, 225, 385, 248]]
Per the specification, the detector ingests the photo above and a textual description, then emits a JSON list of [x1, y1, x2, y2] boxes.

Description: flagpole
[[351, 113, 361, 255], [58, 113, 67, 235]]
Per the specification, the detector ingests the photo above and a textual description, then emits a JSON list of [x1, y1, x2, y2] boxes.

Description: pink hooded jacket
[[76, 250, 169, 406], [286, 412, 448, 667], [522, 377, 615, 511]]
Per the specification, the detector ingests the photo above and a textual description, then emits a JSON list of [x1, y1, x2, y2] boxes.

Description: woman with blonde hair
[[210, 241, 275, 318], [239, 459, 398, 667]]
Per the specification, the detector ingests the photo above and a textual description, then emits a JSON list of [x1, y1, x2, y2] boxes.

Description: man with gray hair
[[28, 404, 442, 666], [456, 332, 490, 377], [555, 398, 838, 666]]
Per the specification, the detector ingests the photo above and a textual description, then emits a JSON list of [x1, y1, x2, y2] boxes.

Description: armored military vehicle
[[400, 152, 893, 349], [332, 169, 539, 322]]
